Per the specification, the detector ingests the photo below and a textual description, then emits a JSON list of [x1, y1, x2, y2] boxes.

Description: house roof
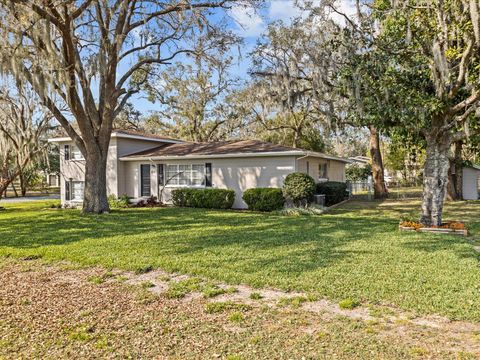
[[348, 156, 370, 164], [48, 129, 182, 144], [120, 139, 350, 163], [466, 164, 480, 171]]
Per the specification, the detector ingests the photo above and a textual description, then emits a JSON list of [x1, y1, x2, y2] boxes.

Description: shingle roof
[[112, 129, 181, 142], [122, 139, 300, 158]]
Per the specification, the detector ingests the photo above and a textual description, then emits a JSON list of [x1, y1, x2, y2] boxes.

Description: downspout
[[295, 152, 309, 172]]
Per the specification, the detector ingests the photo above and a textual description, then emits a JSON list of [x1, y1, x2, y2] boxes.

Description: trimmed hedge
[[282, 172, 316, 206], [316, 181, 348, 206], [171, 188, 235, 209], [242, 188, 284, 212]]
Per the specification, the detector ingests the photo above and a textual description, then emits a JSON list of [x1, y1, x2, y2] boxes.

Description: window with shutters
[[66, 180, 84, 201], [164, 164, 205, 186], [65, 144, 84, 160], [71, 181, 84, 201], [71, 145, 84, 160]]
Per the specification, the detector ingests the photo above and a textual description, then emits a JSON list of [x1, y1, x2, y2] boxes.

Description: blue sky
[[130, 0, 357, 113], [130, 0, 305, 113]]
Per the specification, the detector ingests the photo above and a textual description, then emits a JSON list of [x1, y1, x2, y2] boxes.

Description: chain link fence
[[347, 179, 423, 200]]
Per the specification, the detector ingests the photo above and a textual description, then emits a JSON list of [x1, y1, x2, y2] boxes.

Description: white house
[[49, 130, 349, 209]]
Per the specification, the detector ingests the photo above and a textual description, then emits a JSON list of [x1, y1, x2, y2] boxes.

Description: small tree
[[0, 85, 49, 199], [346, 163, 372, 182]]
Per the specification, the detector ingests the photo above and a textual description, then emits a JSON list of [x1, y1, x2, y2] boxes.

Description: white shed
[[462, 165, 480, 200]]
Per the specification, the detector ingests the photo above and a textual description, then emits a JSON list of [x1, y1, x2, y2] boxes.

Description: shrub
[[171, 188, 235, 209], [282, 172, 316, 206], [49, 202, 62, 209], [316, 181, 348, 206], [242, 188, 284, 212], [108, 194, 130, 209]]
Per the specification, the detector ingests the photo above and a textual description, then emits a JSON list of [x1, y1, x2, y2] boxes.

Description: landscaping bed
[[399, 220, 468, 236]]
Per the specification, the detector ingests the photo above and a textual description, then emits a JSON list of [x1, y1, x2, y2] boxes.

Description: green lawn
[[1, 199, 479, 321]]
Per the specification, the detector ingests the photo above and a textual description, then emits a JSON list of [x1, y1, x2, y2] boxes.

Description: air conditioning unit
[[314, 194, 326, 206]]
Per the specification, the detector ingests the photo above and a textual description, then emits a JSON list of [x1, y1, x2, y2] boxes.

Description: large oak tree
[[315, 0, 480, 224], [0, 0, 252, 213]]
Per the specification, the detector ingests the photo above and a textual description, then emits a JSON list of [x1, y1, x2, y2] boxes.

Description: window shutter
[[205, 163, 212, 187], [65, 180, 71, 201], [140, 164, 151, 197], [64, 145, 70, 160], [158, 164, 165, 186]]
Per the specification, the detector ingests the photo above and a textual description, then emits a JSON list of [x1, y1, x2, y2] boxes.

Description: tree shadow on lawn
[[401, 234, 480, 261], [1, 201, 477, 278], [0, 205, 392, 272]]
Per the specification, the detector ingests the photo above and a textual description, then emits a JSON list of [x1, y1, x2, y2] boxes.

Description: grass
[[164, 278, 202, 299], [339, 298, 361, 310], [249, 292, 263, 300], [3, 259, 479, 359], [278, 296, 309, 308], [205, 301, 252, 314], [0, 199, 479, 321]]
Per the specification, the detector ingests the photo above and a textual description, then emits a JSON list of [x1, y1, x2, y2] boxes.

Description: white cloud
[[229, 5, 265, 37], [330, 0, 358, 26], [268, 0, 304, 22]]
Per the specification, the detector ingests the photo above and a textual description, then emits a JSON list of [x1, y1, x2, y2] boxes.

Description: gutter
[[120, 151, 306, 161], [48, 132, 182, 144]]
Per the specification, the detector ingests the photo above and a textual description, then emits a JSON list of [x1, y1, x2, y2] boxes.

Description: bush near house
[[172, 188, 235, 209], [316, 181, 348, 206], [242, 188, 284, 212], [282, 172, 316, 206], [108, 194, 131, 209]]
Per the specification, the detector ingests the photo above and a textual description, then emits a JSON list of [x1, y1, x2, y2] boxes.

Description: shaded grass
[[0, 199, 479, 320]]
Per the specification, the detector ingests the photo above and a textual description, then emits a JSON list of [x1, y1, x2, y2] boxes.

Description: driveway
[[0, 194, 60, 203]]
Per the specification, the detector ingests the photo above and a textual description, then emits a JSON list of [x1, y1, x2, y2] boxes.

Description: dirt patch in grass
[[1, 259, 480, 359]]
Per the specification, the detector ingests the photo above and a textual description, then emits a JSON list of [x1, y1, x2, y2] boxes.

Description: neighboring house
[[349, 155, 394, 184], [46, 173, 60, 187], [49, 130, 349, 209], [462, 165, 480, 200], [348, 156, 370, 166]]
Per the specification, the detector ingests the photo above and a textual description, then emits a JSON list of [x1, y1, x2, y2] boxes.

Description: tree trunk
[[12, 182, 18, 197], [420, 134, 451, 226], [447, 140, 463, 201], [19, 172, 27, 197], [0, 180, 8, 201], [0, 177, 15, 201], [368, 125, 388, 199], [82, 143, 110, 214]]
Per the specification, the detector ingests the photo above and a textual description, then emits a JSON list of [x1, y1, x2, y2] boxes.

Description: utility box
[[314, 194, 326, 206]]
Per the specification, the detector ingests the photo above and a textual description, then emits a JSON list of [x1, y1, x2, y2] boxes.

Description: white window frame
[[319, 162, 329, 180], [70, 145, 84, 160], [164, 164, 206, 187], [70, 181, 84, 201]]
